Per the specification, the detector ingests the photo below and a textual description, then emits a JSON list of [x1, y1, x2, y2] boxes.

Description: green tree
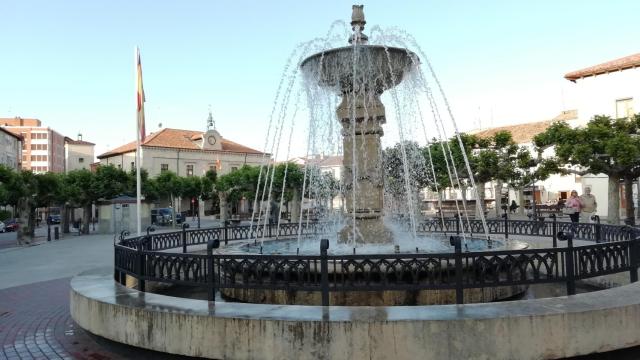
[[507, 148, 559, 216], [64, 169, 96, 234], [155, 171, 183, 228], [534, 115, 640, 224]]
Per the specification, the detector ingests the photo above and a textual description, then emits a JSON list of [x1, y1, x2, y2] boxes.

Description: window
[[616, 98, 634, 119], [79, 158, 84, 163], [186, 164, 194, 177], [30, 155, 48, 162], [30, 144, 47, 150], [161, 164, 169, 173], [231, 166, 238, 172], [130, 161, 134, 171]]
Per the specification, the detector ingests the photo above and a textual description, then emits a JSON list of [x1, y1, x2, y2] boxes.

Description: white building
[[98, 127, 266, 216], [289, 154, 344, 211], [0, 127, 22, 170], [564, 52, 640, 220], [65, 134, 95, 172], [565, 52, 639, 125]]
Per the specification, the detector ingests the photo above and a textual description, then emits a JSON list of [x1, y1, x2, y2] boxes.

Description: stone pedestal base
[[338, 216, 393, 244]]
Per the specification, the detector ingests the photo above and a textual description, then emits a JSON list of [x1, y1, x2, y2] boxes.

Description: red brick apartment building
[[0, 117, 66, 173]]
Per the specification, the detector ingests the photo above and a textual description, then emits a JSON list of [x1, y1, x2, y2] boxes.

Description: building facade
[[565, 52, 640, 125], [564, 52, 640, 220], [0, 127, 22, 170], [65, 135, 95, 172], [1, 117, 66, 173], [98, 127, 267, 215], [289, 154, 344, 211]]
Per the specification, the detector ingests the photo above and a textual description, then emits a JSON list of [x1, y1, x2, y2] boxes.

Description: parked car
[[0, 221, 5, 233], [3, 219, 20, 232], [151, 208, 183, 225], [47, 214, 61, 224]]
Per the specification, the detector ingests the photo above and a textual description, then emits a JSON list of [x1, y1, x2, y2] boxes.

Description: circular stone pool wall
[[71, 269, 640, 360], [220, 284, 527, 306]]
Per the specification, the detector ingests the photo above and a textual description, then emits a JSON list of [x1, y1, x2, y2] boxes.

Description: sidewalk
[[0, 232, 115, 290]]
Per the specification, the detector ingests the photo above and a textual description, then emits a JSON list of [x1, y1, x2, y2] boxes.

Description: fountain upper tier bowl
[[300, 45, 419, 94]]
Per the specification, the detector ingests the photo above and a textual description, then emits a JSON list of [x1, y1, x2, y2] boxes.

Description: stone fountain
[[300, 5, 418, 244]]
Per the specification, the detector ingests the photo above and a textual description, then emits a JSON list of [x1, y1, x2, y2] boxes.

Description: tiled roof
[[0, 117, 41, 127], [97, 128, 264, 159], [0, 127, 23, 141], [564, 52, 640, 82], [289, 155, 343, 167], [65, 138, 95, 146], [471, 110, 577, 144]]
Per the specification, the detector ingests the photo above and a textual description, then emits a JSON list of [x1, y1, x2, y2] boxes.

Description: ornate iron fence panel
[[228, 225, 265, 240], [461, 248, 564, 287], [327, 253, 458, 291], [143, 252, 209, 285], [276, 223, 301, 237], [114, 245, 138, 275], [574, 241, 630, 279], [600, 225, 639, 242], [213, 254, 323, 291], [187, 228, 221, 246], [150, 232, 183, 250]]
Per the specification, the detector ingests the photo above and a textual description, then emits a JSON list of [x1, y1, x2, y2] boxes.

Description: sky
[[2, 0, 640, 160]]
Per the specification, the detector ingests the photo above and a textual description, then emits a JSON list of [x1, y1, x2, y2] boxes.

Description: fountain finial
[[349, 5, 368, 45]]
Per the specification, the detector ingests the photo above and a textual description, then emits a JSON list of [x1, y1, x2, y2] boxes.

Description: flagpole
[[135, 46, 142, 236]]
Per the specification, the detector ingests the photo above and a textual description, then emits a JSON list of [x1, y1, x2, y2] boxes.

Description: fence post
[[450, 236, 463, 304], [224, 221, 229, 245], [558, 231, 576, 296], [593, 215, 602, 243], [502, 211, 509, 240], [182, 223, 190, 253], [550, 214, 557, 248], [207, 239, 220, 302], [320, 239, 330, 307], [137, 237, 146, 292], [630, 239, 638, 283], [454, 214, 460, 235]]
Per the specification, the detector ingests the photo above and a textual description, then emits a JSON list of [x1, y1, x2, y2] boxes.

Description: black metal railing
[[113, 218, 640, 307]]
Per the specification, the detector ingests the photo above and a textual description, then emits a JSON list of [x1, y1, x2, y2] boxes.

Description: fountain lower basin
[[216, 235, 528, 306]]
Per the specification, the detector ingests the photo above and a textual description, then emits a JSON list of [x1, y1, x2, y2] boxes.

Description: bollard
[[450, 236, 463, 304], [207, 239, 220, 302], [54, 226, 59, 240], [47, 226, 51, 242], [558, 231, 575, 295], [320, 239, 330, 307]]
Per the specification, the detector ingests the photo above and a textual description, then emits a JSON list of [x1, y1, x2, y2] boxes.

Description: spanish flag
[[136, 47, 146, 142]]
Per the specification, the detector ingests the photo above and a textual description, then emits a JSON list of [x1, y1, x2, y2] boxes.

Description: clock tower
[[202, 107, 222, 151]]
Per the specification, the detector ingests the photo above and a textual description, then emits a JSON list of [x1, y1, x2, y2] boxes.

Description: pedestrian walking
[[564, 190, 582, 225]]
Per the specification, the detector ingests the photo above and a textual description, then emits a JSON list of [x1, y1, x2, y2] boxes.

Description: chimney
[[77, 133, 83, 141]]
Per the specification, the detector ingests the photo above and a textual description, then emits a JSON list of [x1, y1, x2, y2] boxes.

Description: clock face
[[207, 136, 216, 145]]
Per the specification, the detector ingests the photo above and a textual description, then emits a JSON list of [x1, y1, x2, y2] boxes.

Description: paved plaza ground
[[1, 217, 640, 359]]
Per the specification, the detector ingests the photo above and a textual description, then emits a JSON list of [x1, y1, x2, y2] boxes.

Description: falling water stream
[[245, 8, 493, 254]]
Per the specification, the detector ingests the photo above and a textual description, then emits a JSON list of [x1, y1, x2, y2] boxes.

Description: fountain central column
[[338, 92, 393, 244]]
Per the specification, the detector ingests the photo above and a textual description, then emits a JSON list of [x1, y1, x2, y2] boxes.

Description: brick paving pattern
[[0, 278, 197, 360]]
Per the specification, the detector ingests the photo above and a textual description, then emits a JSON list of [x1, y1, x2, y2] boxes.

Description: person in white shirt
[[579, 187, 597, 223]]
